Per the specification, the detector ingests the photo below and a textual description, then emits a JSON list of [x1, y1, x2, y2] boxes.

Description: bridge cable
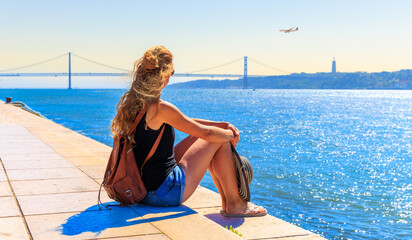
[[0, 53, 68, 73], [248, 57, 291, 74], [71, 53, 130, 72], [183, 57, 243, 74]]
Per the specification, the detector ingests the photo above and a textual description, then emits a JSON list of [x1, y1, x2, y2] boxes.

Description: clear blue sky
[[1, 0, 411, 88]]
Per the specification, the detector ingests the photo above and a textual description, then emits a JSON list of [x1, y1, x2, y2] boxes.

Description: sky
[[1, 0, 411, 88]]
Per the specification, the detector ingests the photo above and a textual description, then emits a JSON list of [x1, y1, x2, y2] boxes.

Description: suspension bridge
[[0, 52, 291, 89]]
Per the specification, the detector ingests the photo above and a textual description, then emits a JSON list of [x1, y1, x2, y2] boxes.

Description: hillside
[[169, 70, 412, 89]]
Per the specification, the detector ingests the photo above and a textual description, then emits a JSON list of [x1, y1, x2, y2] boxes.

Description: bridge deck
[[0, 101, 326, 240], [0, 72, 261, 78]]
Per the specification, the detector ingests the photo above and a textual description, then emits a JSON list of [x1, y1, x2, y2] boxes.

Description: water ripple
[[1, 89, 411, 240]]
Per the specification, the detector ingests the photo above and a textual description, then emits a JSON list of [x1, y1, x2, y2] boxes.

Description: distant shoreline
[[1, 69, 412, 90], [169, 69, 412, 90]]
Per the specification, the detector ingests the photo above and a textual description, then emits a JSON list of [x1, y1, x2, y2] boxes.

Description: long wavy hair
[[111, 46, 174, 143]]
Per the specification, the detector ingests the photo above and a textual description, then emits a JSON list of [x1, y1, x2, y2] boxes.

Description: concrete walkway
[[0, 101, 327, 240]]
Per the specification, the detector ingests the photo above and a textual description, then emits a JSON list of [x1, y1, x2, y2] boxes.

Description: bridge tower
[[243, 56, 247, 89], [68, 52, 72, 89]]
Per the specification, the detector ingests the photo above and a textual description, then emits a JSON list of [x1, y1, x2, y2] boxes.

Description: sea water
[[1, 89, 411, 240]]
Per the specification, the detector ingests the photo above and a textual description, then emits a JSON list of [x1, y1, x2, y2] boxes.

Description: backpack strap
[[126, 105, 166, 174], [128, 106, 148, 136]]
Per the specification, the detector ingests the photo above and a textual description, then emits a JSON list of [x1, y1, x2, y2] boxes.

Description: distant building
[[332, 57, 337, 73]]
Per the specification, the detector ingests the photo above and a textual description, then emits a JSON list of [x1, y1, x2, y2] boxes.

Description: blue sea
[[1, 89, 411, 240]]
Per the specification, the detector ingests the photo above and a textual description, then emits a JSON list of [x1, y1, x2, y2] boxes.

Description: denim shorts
[[141, 165, 186, 207]]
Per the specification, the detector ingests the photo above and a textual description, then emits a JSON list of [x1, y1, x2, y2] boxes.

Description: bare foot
[[222, 202, 267, 218]]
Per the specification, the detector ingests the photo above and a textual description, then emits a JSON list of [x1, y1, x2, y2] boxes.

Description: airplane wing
[[279, 27, 295, 33]]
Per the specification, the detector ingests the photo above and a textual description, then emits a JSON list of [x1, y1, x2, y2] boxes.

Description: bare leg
[[207, 142, 266, 215], [208, 141, 245, 213], [177, 138, 222, 202], [208, 159, 227, 211], [176, 137, 266, 215], [175, 136, 227, 210]]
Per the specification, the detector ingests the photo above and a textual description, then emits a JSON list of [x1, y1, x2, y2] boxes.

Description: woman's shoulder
[[147, 100, 175, 116], [156, 100, 186, 123], [159, 100, 174, 108], [158, 100, 179, 113]]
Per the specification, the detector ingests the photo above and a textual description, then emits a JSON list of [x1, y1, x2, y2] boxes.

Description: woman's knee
[[208, 140, 230, 151], [217, 141, 231, 154], [177, 139, 218, 166], [195, 138, 224, 151], [222, 141, 231, 149]]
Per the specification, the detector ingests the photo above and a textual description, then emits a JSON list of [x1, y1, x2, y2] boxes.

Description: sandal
[[220, 203, 267, 218]]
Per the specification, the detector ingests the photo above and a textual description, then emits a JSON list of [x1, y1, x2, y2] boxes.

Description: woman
[[111, 46, 267, 217]]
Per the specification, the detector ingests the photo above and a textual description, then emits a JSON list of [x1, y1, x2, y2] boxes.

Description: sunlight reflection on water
[[1, 89, 411, 240]]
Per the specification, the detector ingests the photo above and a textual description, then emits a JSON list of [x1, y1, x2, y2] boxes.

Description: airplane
[[279, 27, 299, 33]]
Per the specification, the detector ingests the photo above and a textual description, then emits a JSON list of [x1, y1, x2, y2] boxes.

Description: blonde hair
[[111, 46, 174, 143]]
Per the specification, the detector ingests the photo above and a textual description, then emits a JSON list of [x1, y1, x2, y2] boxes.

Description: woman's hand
[[227, 123, 240, 148]]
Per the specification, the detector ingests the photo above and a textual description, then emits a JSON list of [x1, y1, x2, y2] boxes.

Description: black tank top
[[133, 112, 176, 191]]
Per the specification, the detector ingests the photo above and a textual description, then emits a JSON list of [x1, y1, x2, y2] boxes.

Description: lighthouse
[[332, 57, 337, 73]]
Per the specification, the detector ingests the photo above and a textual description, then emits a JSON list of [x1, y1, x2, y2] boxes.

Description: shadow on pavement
[[203, 213, 245, 228], [59, 202, 196, 236]]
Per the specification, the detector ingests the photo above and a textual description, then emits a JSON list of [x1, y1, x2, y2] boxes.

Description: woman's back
[[133, 112, 176, 191]]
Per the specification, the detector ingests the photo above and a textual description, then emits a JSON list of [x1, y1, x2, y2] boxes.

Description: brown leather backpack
[[98, 106, 165, 207]]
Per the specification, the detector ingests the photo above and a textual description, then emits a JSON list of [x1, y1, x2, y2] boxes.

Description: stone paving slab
[[108, 235, 171, 240], [184, 186, 222, 209], [92, 152, 111, 161], [0, 168, 6, 181], [0, 125, 32, 135], [27, 134, 66, 143], [78, 165, 106, 179], [25, 207, 162, 240], [130, 204, 242, 240], [65, 156, 106, 166], [0, 146, 56, 154], [11, 178, 100, 196], [50, 146, 93, 158], [196, 207, 316, 240], [0, 217, 29, 240], [17, 191, 111, 216], [0, 152, 66, 161], [6, 167, 87, 181], [0, 138, 48, 148], [0, 126, 31, 133], [0, 134, 37, 140], [0, 196, 20, 217], [66, 141, 112, 154], [2, 158, 74, 169], [0, 182, 11, 197]]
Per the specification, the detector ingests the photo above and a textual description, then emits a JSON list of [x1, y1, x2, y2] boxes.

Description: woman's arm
[[192, 118, 228, 129], [192, 118, 240, 147], [157, 101, 234, 143]]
